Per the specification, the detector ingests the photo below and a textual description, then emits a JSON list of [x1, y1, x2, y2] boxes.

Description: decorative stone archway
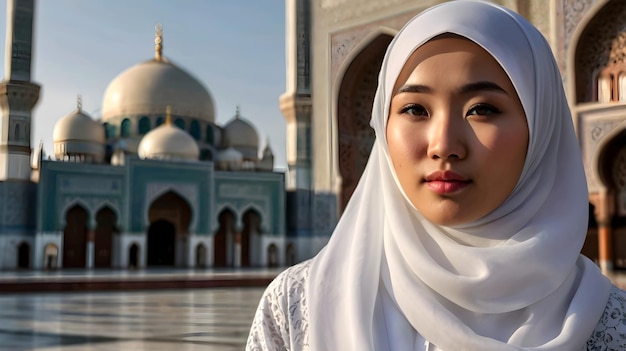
[[575, 0, 626, 104], [94, 207, 117, 268], [214, 209, 236, 267], [572, 0, 626, 271], [241, 209, 262, 267], [337, 33, 393, 212], [598, 130, 626, 267], [146, 191, 191, 267], [62, 205, 88, 268]]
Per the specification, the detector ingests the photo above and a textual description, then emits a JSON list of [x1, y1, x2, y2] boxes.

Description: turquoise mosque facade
[[0, 0, 290, 270]]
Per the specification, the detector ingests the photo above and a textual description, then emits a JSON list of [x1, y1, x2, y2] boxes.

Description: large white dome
[[137, 122, 199, 161], [101, 59, 215, 123]]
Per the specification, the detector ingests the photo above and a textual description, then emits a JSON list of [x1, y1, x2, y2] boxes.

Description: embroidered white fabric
[[246, 261, 626, 351]]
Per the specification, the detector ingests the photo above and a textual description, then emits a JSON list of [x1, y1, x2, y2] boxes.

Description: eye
[[466, 103, 501, 117], [399, 104, 428, 118]]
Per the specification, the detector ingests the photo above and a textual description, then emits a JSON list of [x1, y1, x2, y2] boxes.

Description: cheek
[[387, 118, 423, 163], [475, 123, 527, 160]]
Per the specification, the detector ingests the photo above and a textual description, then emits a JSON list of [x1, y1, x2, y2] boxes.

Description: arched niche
[[213, 208, 236, 267], [574, 0, 626, 103], [62, 205, 89, 268], [337, 33, 393, 212], [147, 191, 191, 266]]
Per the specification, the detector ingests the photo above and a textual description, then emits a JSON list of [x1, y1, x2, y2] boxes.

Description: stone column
[[596, 188, 615, 272], [86, 218, 96, 269]]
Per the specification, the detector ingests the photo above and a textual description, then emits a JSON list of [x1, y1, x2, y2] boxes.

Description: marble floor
[[0, 287, 265, 350]]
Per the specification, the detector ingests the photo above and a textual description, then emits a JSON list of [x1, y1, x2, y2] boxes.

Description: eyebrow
[[395, 81, 509, 96]]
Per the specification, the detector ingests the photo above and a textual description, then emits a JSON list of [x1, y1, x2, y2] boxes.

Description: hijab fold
[[307, 1, 612, 350]]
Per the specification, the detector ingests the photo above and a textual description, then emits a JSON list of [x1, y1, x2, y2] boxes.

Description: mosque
[[2, 0, 626, 271], [0, 1, 289, 270]]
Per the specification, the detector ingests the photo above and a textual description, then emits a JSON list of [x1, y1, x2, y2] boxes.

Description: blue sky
[[0, 0, 287, 170]]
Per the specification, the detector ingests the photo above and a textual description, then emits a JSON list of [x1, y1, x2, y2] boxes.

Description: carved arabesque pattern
[[575, 0, 626, 102], [565, 0, 598, 49], [337, 35, 391, 211]]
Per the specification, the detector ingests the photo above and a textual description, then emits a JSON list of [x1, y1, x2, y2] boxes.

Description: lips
[[424, 170, 470, 194]]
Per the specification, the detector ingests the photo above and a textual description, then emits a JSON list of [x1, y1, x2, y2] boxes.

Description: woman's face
[[387, 37, 528, 226]]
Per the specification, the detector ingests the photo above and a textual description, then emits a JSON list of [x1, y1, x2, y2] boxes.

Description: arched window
[[120, 118, 131, 137], [138, 117, 151, 135], [205, 125, 214, 144], [174, 118, 185, 130], [14, 123, 20, 141], [156, 116, 164, 127], [105, 123, 116, 139], [190, 120, 201, 140], [44, 243, 58, 270]]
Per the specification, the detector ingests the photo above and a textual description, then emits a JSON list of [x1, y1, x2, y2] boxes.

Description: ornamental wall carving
[[581, 114, 625, 191], [573, 0, 626, 103], [330, 11, 416, 83]]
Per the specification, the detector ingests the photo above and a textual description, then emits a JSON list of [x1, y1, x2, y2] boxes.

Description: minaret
[[280, 0, 313, 243], [0, 0, 40, 181]]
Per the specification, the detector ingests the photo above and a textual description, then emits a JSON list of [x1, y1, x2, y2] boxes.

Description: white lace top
[[246, 260, 626, 351]]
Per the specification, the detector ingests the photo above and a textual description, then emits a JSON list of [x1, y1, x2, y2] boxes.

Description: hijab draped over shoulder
[[306, 1, 612, 350]]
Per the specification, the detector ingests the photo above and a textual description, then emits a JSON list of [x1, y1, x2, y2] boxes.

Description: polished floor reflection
[[0, 288, 265, 350]]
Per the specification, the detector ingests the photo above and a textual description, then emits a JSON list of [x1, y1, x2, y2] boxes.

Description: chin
[[418, 208, 479, 227]]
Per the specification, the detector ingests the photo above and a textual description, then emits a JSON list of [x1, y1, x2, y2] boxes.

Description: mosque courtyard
[[0, 267, 625, 350], [0, 269, 277, 350]]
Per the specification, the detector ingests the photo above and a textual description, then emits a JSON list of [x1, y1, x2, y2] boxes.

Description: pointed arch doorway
[[214, 209, 236, 267], [596, 129, 626, 268], [241, 209, 262, 267], [147, 191, 192, 267], [337, 33, 393, 213], [62, 205, 89, 268], [94, 207, 117, 268]]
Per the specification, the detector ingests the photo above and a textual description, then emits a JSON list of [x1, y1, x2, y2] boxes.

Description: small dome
[[53, 108, 105, 144], [223, 108, 259, 160], [218, 147, 243, 162], [101, 59, 215, 123], [137, 122, 199, 161], [53, 107, 105, 162]]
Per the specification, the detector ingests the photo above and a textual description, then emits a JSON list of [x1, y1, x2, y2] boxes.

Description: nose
[[426, 113, 467, 160]]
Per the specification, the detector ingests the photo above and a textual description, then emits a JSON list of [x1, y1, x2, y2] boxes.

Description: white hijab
[[307, 1, 612, 350]]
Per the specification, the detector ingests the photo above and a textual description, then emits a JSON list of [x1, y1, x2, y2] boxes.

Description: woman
[[247, 1, 626, 350]]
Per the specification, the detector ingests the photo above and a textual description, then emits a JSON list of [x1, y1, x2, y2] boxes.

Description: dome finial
[[155, 23, 163, 61], [236, 105, 241, 119], [165, 105, 172, 125], [77, 94, 82, 111]]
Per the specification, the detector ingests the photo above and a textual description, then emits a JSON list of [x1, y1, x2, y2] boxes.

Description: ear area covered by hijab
[[307, 1, 612, 350]]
